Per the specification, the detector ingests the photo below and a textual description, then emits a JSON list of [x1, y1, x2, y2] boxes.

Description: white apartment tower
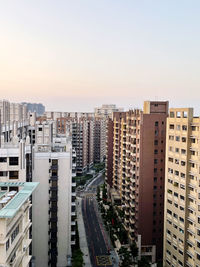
[[32, 121, 76, 267]]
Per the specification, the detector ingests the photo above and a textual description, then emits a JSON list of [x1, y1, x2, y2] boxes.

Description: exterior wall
[[139, 112, 167, 260], [0, 199, 32, 267], [107, 101, 168, 263], [57, 153, 72, 267], [105, 118, 114, 187], [0, 182, 38, 267], [0, 139, 31, 183], [163, 108, 197, 267], [32, 155, 50, 267], [32, 148, 73, 267]]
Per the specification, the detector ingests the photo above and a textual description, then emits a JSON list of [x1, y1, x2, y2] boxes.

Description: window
[[180, 184, 185, 190], [0, 171, 8, 177], [178, 260, 183, 265], [176, 136, 180, 141], [0, 157, 7, 162], [183, 111, 187, 118], [167, 209, 172, 215], [155, 121, 158, 126], [179, 228, 184, 234], [173, 213, 178, 219], [11, 225, 19, 243], [154, 159, 158, 164], [174, 170, 179, 176], [9, 171, 19, 179], [176, 125, 180, 130], [181, 149, 186, 155], [175, 148, 179, 153], [154, 140, 158, 145], [9, 157, 18, 166], [6, 239, 9, 251], [170, 124, 174, 129], [182, 137, 186, 142], [182, 125, 187, 131], [38, 127, 43, 131], [175, 159, 179, 164], [180, 173, 185, 178]]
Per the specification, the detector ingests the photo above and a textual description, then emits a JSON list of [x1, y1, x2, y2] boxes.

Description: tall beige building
[[163, 107, 200, 267]]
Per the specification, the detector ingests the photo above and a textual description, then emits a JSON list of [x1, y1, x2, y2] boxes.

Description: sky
[[0, 0, 200, 113]]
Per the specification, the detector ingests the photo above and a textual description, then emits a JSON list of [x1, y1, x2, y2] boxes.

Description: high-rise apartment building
[[22, 102, 45, 116], [56, 116, 94, 175], [0, 100, 10, 125], [32, 121, 76, 267], [0, 182, 38, 267], [94, 117, 107, 163], [106, 101, 168, 262], [94, 104, 123, 118], [163, 107, 200, 267]]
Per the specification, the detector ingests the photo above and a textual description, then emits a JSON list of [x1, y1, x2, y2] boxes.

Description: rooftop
[[0, 182, 39, 218]]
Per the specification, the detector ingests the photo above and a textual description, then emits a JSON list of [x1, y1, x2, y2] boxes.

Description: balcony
[[50, 186, 58, 191], [130, 193, 135, 200], [51, 165, 58, 170], [49, 176, 58, 181]]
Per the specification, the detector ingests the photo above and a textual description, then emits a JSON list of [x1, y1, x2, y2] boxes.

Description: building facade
[[0, 182, 38, 267], [106, 101, 168, 262], [32, 122, 76, 267], [163, 107, 200, 267]]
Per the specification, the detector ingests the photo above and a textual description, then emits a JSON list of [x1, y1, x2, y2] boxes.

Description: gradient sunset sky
[[1, 1, 200, 112]]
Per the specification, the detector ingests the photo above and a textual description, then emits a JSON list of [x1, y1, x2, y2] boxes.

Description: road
[[81, 173, 113, 267]]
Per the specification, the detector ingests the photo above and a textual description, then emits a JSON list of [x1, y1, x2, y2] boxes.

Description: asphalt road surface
[[82, 174, 113, 267]]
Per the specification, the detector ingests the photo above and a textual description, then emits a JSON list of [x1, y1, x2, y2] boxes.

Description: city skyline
[[1, 1, 200, 112]]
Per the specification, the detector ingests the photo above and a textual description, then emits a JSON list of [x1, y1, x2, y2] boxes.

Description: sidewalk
[[76, 197, 92, 267]]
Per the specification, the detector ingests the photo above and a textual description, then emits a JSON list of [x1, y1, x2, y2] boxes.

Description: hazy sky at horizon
[[1, 1, 200, 113]]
